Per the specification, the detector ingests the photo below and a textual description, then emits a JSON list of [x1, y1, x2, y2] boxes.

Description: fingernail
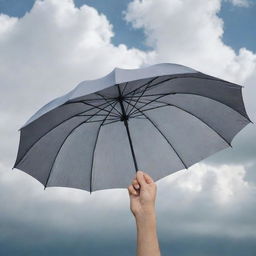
[[135, 185, 140, 189], [134, 191, 137, 195]]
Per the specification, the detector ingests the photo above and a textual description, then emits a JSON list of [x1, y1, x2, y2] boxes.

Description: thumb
[[136, 170, 147, 187]]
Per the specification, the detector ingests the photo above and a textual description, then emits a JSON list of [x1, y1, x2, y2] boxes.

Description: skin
[[128, 170, 161, 256]]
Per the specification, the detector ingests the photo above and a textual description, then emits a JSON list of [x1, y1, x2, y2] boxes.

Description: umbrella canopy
[[13, 63, 252, 193]]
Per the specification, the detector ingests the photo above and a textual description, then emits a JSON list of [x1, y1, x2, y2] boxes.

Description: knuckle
[[129, 185, 135, 191]]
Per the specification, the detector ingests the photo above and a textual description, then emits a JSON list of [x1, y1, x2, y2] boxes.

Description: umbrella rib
[[125, 90, 136, 113], [123, 76, 160, 97], [132, 116, 147, 120], [126, 93, 175, 98], [102, 119, 121, 126], [127, 76, 159, 116], [77, 113, 117, 118], [65, 100, 118, 117], [44, 108, 108, 189], [89, 101, 119, 194], [71, 98, 107, 102], [129, 99, 168, 116], [128, 93, 176, 116], [124, 99, 188, 169], [124, 100, 130, 113], [89, 124, 102, 194], [68, 93, 111, 102], [122, 82, 128, 95], [124, 73, 240, 98], [14, 101, 115, 169], [81, 100, 120, 117], [83, 117, 120, 123], [122, 78, 160, 114], [95, 92, 123, 116], [120, 82, 132, 113], [130, 104, 170, 116]]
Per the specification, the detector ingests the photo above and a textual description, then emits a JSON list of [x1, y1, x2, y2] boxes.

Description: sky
[[0, 0, 256, 255]]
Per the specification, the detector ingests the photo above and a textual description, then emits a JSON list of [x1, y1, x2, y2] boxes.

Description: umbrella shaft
[[124, 119, 138, 172], [118, 86, 138, 172]]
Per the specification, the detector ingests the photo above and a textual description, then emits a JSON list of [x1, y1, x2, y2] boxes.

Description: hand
[[128, 170, 157, 219]]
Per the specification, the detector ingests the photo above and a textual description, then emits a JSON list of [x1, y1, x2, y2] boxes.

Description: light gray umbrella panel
[[13, 63, 252, 193]]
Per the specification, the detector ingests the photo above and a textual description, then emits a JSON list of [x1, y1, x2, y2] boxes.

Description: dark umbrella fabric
[[13, 63, 252, 192]]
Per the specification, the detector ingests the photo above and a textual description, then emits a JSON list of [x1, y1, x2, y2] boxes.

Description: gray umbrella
[[13, 63, 252, 193]]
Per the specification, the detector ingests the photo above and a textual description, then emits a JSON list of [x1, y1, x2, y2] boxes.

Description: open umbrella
[[13, 63, 252, 193]]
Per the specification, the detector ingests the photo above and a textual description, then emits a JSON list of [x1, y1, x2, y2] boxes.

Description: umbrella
[[13, 63, 252, 193]]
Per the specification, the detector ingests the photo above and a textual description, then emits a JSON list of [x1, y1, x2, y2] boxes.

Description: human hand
[[128, 170, 157, 219]]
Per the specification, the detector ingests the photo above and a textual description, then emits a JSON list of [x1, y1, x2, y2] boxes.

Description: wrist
[[135, 212, 157, 236], [135, 208, 156, 223]]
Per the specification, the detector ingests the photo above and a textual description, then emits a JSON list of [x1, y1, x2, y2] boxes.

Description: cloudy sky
[[0, 0, 256, 255]]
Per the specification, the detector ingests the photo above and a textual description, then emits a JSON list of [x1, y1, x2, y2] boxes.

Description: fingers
[[143, 172, 154, 184], [132, 179, 140, 190], [136, 170, 147, 188], [130, 171, 154, 193], [128, 184, 138, 196]]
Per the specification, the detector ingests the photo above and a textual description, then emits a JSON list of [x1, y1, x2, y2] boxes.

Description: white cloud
[[125, 0, 256, 83], [227, 0, 251, 7], [0, 14, 17, 35], [162, 163, 251, 205], [157, 163, 256, 238]]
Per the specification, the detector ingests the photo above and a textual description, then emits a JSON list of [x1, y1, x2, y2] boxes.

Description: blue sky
[[0, 0, 255, 52], [0, 0, 256, 256]]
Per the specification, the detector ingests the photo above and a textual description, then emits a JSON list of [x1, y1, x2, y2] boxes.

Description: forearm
[[135, 211, 161, 256]]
